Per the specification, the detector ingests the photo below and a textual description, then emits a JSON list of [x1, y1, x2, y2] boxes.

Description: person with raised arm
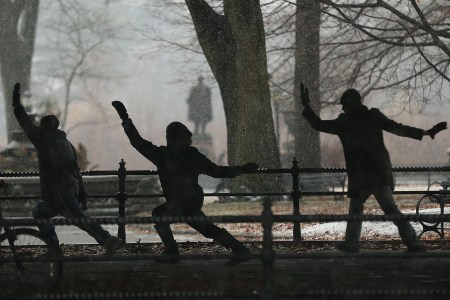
[[299, 83, 447, 253], [112, 100, 258, 265], [13, 83, 123, 257]]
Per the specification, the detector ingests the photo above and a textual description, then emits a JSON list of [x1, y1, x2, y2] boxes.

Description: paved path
[[55, 224, 210, 244]]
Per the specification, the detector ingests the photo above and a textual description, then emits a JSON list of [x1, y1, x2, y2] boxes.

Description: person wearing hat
[[12, 83, 123, 257], [299, 83, 447, 253], [112, 101, 258, 265]]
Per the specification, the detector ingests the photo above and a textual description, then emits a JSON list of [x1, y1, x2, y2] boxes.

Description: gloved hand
[[112, 100, 129, 120], [427, 122, 447, 139], [12, 83, 21, 107], [300, 83, 310, 106], [241, 162, 259, 173]]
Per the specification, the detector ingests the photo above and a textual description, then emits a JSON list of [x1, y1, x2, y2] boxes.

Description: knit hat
[[40, 115, 60, 129], [166, 122, 192, 138], [340, 89, 362, 105]]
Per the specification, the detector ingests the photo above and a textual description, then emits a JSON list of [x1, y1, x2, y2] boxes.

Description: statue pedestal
[[192, 133, 215, 161], [0, 130, 38, 172]]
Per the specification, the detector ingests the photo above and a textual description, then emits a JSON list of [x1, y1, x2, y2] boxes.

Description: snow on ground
[[300, 221, 420, 240], [53, 206, 449, 244], [299, 207, 449, 240]]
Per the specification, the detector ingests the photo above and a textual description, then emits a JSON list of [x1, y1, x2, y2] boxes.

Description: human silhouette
[[187, 75, 212, 135], [112, 100, 258, 265], [300, 83, 447, 253], [13, 83, 123, 257]]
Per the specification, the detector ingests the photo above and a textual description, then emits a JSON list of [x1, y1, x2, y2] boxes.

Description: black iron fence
[[2, 158, 450, 242], [2, 159, 450, 299]]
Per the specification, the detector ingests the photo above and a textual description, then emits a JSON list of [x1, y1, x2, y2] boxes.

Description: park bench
[[416, 179, 450, 239], [299, 173, 347, 201]]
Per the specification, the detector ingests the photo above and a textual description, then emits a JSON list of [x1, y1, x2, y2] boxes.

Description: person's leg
[[187, 210, 251, 265], [32, 201, 59, 248], [59, 193, 112, 244], [59, 192, 123, 256], [338, 190, 371, 252], [373, 185, 424, 252], [152, 203, 179, 262]]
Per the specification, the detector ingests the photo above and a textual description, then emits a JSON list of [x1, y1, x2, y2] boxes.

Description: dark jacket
[[122, 118, 242, 211], [14, 104, 80, 203], [303, 105, 424, 197]]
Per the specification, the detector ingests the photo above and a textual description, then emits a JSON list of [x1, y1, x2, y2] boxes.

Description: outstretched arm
[[112, 101, 161, 164], [12, 83, 39, 142], [203, 156, 259, 178], [378, 109, 447, 140], [300, 83, 339, 135]]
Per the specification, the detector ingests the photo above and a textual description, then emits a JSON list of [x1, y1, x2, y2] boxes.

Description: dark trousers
[[345, 185, 420, 248], [152, 202, 246, 252], [32, 192, 111, 247]]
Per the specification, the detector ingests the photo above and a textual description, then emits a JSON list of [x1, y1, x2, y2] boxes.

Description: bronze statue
[[187, 76, 212, 135]]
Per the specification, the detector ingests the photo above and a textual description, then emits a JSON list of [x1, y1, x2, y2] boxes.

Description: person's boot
[[226, 244, 251, 266], [394, 220, 427, 253], [154, 225, 180, 263], [335, 241, 359, 253], [336, 219, 362, 253], [214, 228, 252, 266], [404, 238, 427, 253], [44, 237, 64, 259], [155, 245, 180, 263], [405, 244, 427, 253], [104, 236, 124, 258]]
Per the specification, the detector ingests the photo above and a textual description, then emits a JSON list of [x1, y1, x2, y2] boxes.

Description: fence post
[[117, 159, 127, 242], [261, 197, 274, 300], [291, 157, 301, 242]]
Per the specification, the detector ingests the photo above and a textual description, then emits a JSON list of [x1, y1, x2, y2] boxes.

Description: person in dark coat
[[12, 83, 123, 256], [300, 83, 447, 253], [112, 100, 258, 265]]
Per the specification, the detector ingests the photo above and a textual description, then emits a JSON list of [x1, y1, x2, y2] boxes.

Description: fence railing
[[2, 159, 450, 300], [1, 158, 450, 242]]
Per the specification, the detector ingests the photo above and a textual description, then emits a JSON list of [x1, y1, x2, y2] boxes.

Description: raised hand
[[300, 83, 310, 106], [112, 100, 129, 120], [241, 162, 259, 173], [427, 122, 447, 139], [12, 83, 21, 107]]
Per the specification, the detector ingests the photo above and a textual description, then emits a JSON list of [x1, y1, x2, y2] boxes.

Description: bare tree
[[293, 0, 321, 168], [184, 0, 282, 191], [271, 0, 450, 111], [0, 0, 39, 143], [35, 0, 123, 131], [263, 0, 450, 167], [137, 1, 450, 170]]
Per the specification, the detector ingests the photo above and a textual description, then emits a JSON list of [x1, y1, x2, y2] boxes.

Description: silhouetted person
[[187, 75, 212, 134], [112, 100, 258, 265], [300, 84, 447, 253], [12, 83, 123, 257]]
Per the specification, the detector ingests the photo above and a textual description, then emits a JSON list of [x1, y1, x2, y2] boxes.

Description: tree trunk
[[186, 0, 281, 191], [294, 0, 321, 168], [0, 0, 39, 143]]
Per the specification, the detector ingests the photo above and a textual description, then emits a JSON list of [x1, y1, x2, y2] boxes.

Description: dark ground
[[2, 241, 450, 300]]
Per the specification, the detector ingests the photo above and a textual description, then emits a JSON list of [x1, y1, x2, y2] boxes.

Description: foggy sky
[[0, 0, 448, 171]]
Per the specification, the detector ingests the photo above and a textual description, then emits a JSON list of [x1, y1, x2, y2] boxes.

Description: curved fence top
[[0, 166, 449, 178]]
